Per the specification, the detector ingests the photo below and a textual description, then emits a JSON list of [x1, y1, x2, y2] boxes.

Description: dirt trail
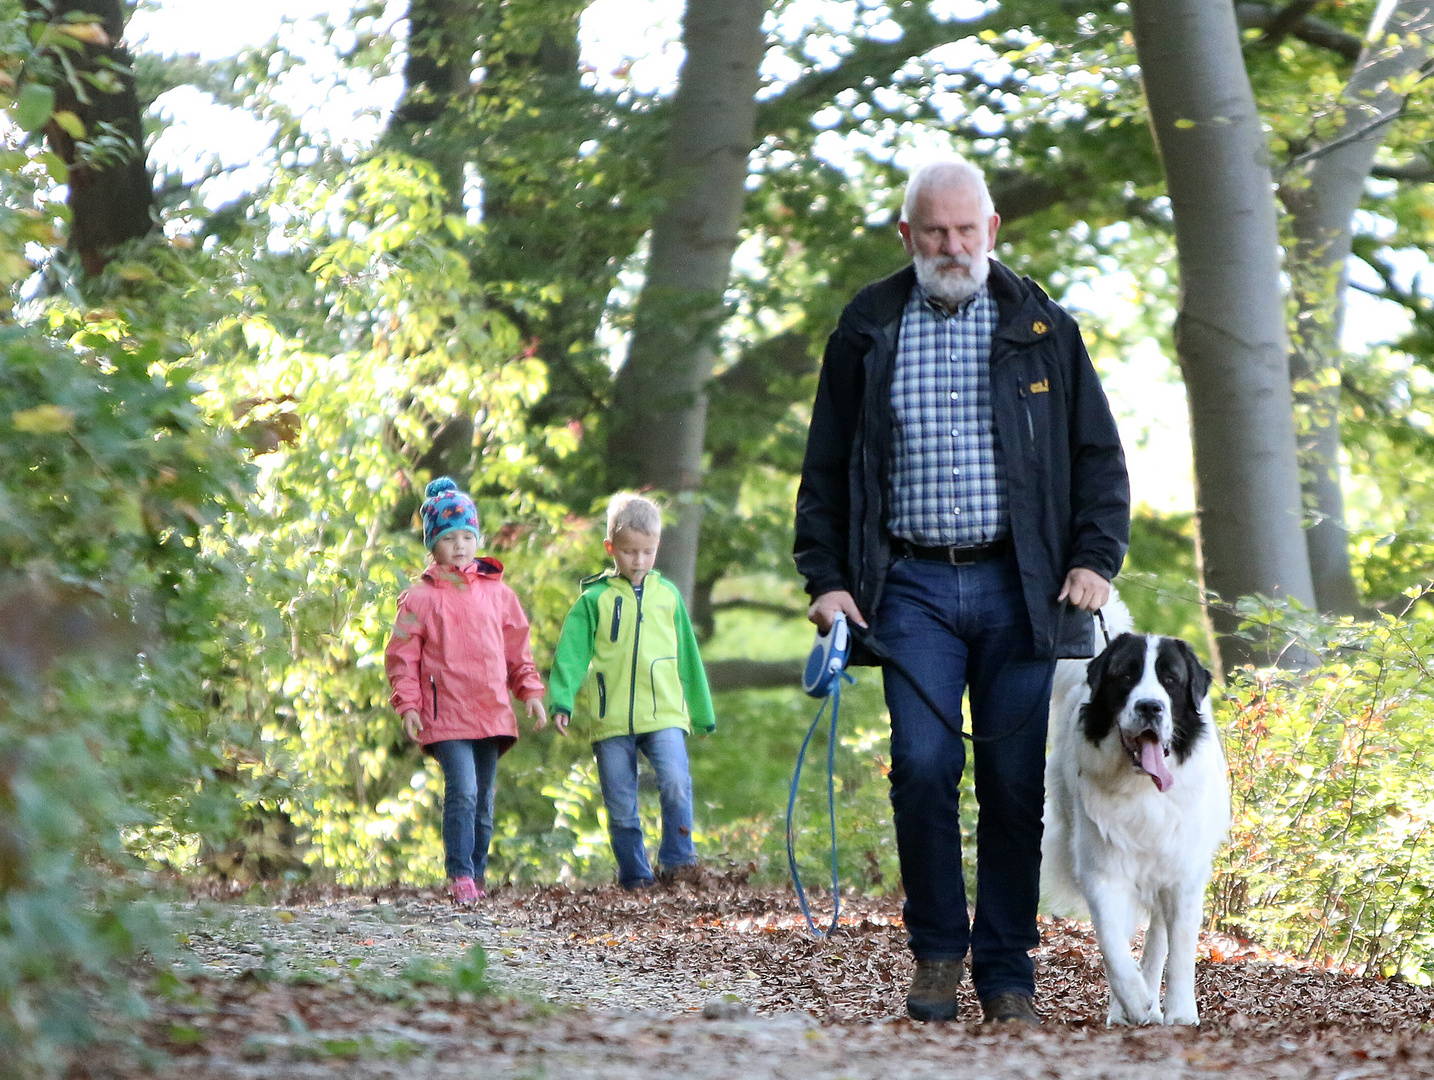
[[108, 875, 1434, 1079]]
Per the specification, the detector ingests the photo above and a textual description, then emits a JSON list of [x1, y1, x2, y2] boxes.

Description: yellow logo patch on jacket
[[1030, 379, 1050, 394]]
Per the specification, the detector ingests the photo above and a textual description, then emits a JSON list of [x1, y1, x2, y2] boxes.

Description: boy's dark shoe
[[621, 878, 657, 892], [905, 958, 965, 1022], [980, 992, 1041, 1027]]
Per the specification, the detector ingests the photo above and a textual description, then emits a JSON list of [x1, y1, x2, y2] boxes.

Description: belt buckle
[[948, 545, 976, 566]]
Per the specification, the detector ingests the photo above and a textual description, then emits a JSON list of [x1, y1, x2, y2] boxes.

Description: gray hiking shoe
[[905, 958, 965, 1022], [980, 992, 1041, 1027]]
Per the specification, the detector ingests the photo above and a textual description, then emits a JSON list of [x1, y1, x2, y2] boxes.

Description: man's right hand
[[808, 590, 868, 632]]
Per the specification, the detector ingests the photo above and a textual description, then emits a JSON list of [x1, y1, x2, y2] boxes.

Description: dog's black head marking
[[1079, 633, 1212, 765]]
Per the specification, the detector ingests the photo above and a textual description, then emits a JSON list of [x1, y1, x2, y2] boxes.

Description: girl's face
[[431, 529, 478, 568]]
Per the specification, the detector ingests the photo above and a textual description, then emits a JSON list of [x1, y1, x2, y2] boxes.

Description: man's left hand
[[1057, 567, 1111, 612]]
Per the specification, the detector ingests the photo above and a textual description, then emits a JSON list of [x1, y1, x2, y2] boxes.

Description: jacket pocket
[[610, 596, 622, 642], [430, 675, 439, 725], [596, 672, 607, 718], [649, 656, 685, 721]]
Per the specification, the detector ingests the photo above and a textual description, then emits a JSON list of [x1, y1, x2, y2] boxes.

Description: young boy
[[548, 494, 716, 890]]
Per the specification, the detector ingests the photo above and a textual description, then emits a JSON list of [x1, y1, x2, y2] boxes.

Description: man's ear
[[898, 219, 915, 256]]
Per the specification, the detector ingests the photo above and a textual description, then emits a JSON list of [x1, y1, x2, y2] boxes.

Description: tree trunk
[[27, 0, 153, 276], [386, 0, 479, 211], [1281, 0, 1434, 616], [605, 0, 767, 605], [1131, 0, 1316, 668]]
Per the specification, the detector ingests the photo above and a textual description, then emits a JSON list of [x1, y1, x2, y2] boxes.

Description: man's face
[[898, 181, 1000, 306], [605, 529, 659, 588]]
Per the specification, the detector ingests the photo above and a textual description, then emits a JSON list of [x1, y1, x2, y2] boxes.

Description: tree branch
[[1260, 0, 1322, 45], [709, 598, 809, 620], [1370, 160, 1434, 182], [704, 657, 806, 693], [1235, 2, 1362, 62]]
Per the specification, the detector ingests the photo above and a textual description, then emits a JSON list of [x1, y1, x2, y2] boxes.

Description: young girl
[[385, 477, 547, 903]]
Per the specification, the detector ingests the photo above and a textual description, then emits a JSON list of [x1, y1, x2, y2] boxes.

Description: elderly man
[[793, 157, 1129, 1025]]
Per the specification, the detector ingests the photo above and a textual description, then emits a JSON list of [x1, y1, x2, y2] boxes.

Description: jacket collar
[[845, 259, 1054, 349], [580, 568, 662, 592], [422, 556, 504, 587]]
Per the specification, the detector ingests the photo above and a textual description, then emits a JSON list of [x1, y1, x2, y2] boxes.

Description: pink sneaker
[[448, 876, 483, 904]]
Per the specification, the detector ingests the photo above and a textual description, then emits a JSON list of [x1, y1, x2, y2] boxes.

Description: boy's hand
[[527, 698, 549, 732], [402, 710, 423, 741], [553, 711, 570, 736]]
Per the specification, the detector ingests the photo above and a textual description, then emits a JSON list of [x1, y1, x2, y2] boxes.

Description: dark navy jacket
[[793, 261, 1130, 661]]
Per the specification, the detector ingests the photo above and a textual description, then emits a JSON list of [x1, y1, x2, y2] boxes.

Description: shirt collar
[[914, 280, 989, 320]]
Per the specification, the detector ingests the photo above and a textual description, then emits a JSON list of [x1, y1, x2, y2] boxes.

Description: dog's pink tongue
[[1139, 737, 1174, 792]]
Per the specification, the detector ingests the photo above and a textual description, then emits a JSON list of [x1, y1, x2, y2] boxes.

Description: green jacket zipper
[[627, 587, 644, 734]]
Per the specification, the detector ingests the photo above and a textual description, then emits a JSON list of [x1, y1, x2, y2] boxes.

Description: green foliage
[[0, 306, 250, 1072], [1212, 594, 1434, 980]]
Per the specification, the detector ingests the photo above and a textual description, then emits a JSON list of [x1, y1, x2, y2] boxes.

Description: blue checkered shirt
[[887, 282, 1010, 546]]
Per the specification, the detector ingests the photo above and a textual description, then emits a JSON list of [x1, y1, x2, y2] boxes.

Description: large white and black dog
[[1042, 602, 1230, 1026]]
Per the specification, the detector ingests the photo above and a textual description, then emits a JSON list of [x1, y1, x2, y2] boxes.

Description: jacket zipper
[[1017, 380, 1036, 448], [610, 595, 622, 642], [430, 676, 438, 725], [627, 586, 644, 735], [596, 673, 607, 717]]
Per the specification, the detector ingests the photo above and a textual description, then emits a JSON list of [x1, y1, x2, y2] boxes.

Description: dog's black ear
[[1174, 638, 1213, 713]]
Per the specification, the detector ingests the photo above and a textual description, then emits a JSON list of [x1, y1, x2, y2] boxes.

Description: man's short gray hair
[[900, 157, 996, 223], [606, 492, 662, 540]]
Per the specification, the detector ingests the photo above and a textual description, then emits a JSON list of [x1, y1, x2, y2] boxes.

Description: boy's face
[[605, 529, 659, 587], [432, 529, 478, 568]]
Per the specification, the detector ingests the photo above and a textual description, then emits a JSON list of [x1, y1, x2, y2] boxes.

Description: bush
[[1211, 593, 1434, 980]]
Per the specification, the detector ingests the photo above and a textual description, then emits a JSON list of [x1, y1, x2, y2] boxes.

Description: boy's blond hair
[[606, 493, 662, 541]]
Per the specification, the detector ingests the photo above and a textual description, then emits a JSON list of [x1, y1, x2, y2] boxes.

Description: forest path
[[113, 874, 1434, 1078]]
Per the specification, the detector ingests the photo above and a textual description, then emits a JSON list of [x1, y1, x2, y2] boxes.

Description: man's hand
[[807, 589, 868, 632], [552, 710, 570, 736], [527, 698, 549, 732], [402, 710, 423, 741], [1057, 567, 1111, 613]]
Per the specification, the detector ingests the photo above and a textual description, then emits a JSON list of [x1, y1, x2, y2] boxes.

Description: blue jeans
[[429, 738, 502, 881], [876, 552, 1053, 1001], [593, 727, 696, 888]]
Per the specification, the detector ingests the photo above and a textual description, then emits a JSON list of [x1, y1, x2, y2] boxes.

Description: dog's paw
[[1107, 1000, 1162, 1026], [1163, 1009, 1199, 1026]]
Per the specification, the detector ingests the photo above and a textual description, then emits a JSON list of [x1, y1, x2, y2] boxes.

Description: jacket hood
[[421, 556, 505, 587], [578, 568, 665, 592]]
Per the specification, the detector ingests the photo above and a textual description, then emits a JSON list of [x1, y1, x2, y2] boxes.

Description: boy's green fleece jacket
[[548, 569, 715, 740]]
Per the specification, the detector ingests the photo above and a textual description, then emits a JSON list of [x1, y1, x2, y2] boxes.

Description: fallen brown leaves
[[74, 871, 1434, 1079]]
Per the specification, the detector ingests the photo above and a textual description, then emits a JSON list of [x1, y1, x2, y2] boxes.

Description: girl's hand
[[402, 710, 423, 741], [553, 711, 570, 736], [527, 698, 549, 732]]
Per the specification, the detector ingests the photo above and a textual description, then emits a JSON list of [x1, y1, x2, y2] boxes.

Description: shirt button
[[953, 467, 961, 475], [951, 428, 959, 437], [953, 507, 961, 515], [950, 391, 960, 400]]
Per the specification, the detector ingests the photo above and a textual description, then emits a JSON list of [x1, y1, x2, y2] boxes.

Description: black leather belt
[[891, 535, 1011, 565]]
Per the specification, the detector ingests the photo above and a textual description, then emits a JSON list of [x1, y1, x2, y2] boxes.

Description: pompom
[[425, 476, 458, 498]]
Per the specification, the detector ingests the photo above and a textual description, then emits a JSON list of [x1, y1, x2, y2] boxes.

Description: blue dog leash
[[787, 612, 854, 937]]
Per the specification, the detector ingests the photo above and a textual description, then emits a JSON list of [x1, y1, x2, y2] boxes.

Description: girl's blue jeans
[[593, 727, 696, 888], [429, 738, 502, 881]]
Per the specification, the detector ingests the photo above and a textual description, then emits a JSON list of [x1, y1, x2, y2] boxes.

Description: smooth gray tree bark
[[604, 0, 767, 606], [1282, 0, 1434, 615], [1131, 0, 1317, 667]]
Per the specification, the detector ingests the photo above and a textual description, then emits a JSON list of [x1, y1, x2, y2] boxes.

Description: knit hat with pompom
[[419, 477, 481, 550]]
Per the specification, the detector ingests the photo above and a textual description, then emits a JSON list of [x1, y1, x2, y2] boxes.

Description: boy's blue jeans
[[593, 727, 696, 888], [430, 738, 502, 881], [876, 552, 1053, 1002]]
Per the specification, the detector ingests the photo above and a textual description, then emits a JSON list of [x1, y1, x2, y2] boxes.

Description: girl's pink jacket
[[384, 558, 544, 752]]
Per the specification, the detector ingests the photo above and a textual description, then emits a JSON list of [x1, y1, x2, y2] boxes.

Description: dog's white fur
[[1042, 596, 1230, 1026]]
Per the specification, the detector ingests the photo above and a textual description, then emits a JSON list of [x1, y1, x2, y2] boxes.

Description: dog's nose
[[1133, 699, 1164, 724]]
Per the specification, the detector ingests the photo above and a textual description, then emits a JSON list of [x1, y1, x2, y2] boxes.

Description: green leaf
[[15, 82, 55, 132], [52, 110, 84, 139]]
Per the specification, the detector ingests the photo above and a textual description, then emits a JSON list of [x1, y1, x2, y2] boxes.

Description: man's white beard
[[913, 251, 990, 307]]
